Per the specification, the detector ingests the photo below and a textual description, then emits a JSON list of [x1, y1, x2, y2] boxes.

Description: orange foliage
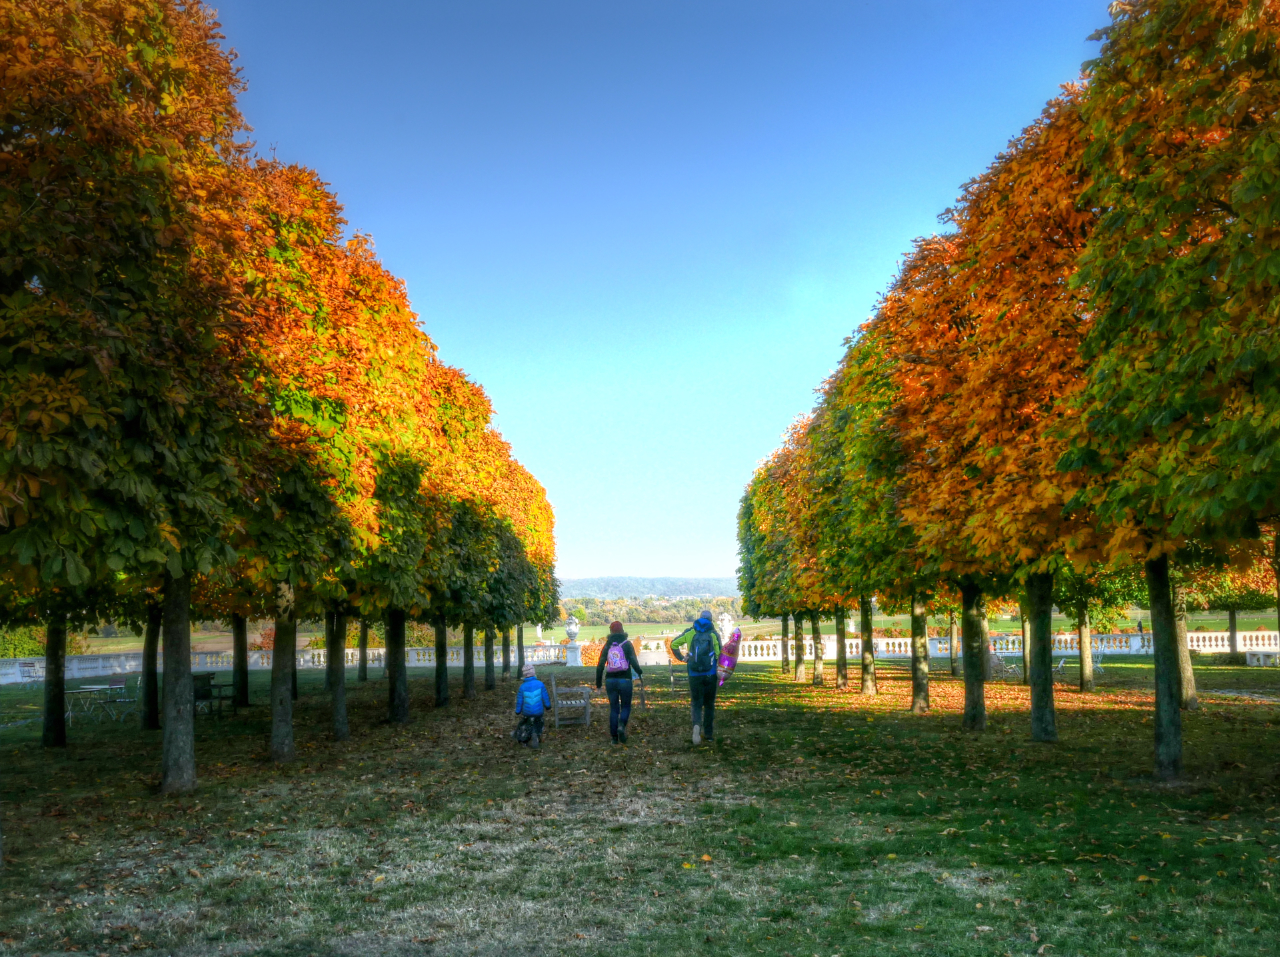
[[876, 88, 1102, 575]]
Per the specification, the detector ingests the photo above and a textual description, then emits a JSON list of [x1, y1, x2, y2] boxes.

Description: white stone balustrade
[[0, 642, 569, 685], [4, 630, 1276, 684]]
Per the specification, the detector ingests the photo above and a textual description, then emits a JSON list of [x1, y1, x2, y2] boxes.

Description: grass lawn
[[1, 658, 1278, 956]]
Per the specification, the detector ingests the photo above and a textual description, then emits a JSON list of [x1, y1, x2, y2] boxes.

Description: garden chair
[[104, 674, 138, 722], [18, 660, 40, 686], [1091, 649, 1105, 675], [549, 672, 591, 729], [988, 653, 1020, 682], [193, 674, 221, 718], [666, 662, 689, 695], [1052, 656, 1067, 679]]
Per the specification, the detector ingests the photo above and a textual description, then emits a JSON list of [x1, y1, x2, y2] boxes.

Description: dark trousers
[[515, 714, 544, 743], [605, 677, 633, 737], [689, 674, 717, 739]]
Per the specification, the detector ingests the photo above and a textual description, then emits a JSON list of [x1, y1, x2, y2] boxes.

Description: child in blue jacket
[[514, 663, 551, 748]]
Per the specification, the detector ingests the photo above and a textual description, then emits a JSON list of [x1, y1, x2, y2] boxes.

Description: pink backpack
[[605, 640, 630, 672]]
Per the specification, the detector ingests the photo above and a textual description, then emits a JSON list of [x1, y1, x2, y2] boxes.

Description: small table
[[65, 687, 110, 722]]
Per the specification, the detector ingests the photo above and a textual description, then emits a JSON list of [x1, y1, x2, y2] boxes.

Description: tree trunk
[[516, 624, 526, 674], [161, 571, 196, 792], [270, 606, 297, 764], [328, 612, 349, 741], [1019, 602, 1031, 685], [1228, 608, 1239, 654], [483, 624, 497, 691], [142, 602, 162, 731], [792, 612, 805, 683], [1145, 554, 1183, 781], [1171, 577, 1198, 710], [1026, 571, 1057, 743], [910, 593, 929, 714], [434, 617, 449, 707], [324, 610, 334, 693], [463, 622, 477, 699], [386, 608, 408, 724], [810, 612, 824, 686], [231, 613, 249, 708], [358, 620, 369, 683], [860, 597, 877, 695], [502, 627, 511, 679], [779, 613, 790, 673], [834, 609, 848, 690], [981, 604, 992, 681], [290, 640, 298, 701], [1077, 600, 1094, 692], [42, 611, 67, 748], [948, 610, 960, 677], [960, 582, 986, 731]]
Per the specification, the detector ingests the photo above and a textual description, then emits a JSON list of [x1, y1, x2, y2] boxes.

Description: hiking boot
[[531, 733, 540, 749], [691, 724, 702, 745], [611, 735, 619, 745], [618, 728, 627, 744]]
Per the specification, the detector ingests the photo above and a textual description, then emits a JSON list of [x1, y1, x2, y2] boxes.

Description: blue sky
[[214, 0, 1111, 579]]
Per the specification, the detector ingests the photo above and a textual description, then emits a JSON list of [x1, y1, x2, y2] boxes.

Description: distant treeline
[[559, 577, 740, 600], [559, 596, 741, 626]]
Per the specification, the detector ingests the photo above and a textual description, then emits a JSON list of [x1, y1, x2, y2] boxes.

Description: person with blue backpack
[[514, 662, 551, 749], [595, 621, 643, 744], [670, 609, 722, 744]]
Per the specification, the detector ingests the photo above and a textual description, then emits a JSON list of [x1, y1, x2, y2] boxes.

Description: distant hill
[[559, 577, 739, 600]]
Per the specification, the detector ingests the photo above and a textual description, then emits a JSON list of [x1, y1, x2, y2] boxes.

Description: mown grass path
[[1, 661, 1278, 955]]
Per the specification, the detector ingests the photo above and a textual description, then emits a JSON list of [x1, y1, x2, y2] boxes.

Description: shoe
[[531, 734, 540, 749], [611, 735, 618, 745], [618, 728, 627, 744], [691, 724, 702, 745]]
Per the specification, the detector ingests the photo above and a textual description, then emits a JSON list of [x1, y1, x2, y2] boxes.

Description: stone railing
[[0, 642, 569, 685], [732, 630, 1280, 661], [7, 630, 1275, 685]]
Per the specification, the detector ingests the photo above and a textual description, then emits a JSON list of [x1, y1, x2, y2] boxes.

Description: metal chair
[[667, 662, 689, 695], [104, 674, 138, 722]]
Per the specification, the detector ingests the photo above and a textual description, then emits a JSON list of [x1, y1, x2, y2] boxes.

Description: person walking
[[671, 609, 722, 744], [596, 621, 642, 744], [514, 663, 550, 749]]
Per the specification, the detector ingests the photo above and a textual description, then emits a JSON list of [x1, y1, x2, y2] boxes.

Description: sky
[[212, 0, 1112, 580]]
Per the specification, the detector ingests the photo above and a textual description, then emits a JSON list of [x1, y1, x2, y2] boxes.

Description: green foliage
[[0, 626, 44, 659], [561, 596, 741, 626], [1066, 0, 1280, 546]]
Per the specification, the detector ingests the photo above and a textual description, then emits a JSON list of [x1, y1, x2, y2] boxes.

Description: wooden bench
[[550, 672, 591, 729]]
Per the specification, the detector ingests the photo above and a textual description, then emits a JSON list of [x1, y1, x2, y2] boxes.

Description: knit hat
[[698, 609, 712, 621], [522, 663, 536, 678], [609, 621, 624, 634]]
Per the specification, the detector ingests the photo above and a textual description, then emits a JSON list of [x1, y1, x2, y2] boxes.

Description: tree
[[1066, 0, 1280, 778], [1054, 566, 1145, 691], [0, 0, 270, 789]]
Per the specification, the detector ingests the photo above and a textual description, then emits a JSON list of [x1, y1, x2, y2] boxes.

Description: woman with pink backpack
[[595, 621, 643, 744]]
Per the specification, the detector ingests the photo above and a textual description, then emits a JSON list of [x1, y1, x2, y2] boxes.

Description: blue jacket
[[515, 676, 551, 716]]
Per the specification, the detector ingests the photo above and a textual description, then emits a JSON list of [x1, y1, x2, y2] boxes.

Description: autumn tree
[[0, 0, 272, 789]]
